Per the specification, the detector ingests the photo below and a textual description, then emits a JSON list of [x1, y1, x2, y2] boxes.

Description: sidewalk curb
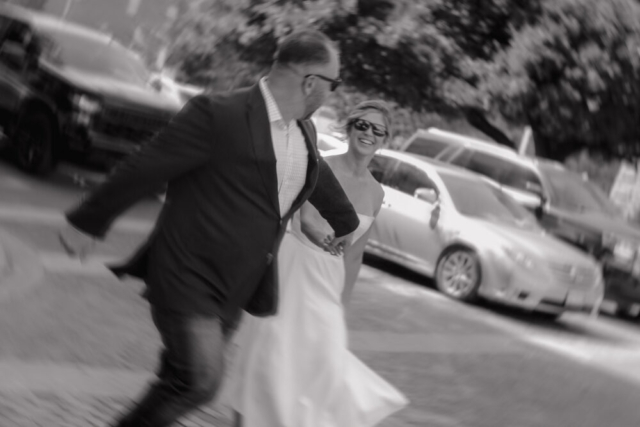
[[0, 228, 44, 302]]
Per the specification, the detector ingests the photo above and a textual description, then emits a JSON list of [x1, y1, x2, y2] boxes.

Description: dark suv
[[402, 128, 640, 318], [0, 5, 182, 174]]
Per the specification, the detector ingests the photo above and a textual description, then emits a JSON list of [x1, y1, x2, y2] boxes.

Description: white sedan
[[366, 149, 604, 319]]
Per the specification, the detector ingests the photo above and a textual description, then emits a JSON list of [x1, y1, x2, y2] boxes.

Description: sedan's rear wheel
[[436, 248, 481, 302]]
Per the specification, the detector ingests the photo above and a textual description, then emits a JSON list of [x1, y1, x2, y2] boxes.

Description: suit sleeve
[[307, 157, 360, 237], [65, 95, 214, 238]]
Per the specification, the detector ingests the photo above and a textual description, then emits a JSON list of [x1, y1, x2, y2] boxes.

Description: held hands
[[300, 219, 352, 256], [324, 232, 353, 257], [299, 203, 353, 256], [58, 224, 96, 262]]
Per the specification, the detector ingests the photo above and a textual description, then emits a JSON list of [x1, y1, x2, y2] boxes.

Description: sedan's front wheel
[[436, 248, 481, 302]]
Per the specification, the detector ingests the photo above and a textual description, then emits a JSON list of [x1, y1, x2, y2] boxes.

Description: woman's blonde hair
[[335, 100, 393, 143]]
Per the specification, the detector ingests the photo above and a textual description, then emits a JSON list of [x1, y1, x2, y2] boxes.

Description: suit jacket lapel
[[246, 84, 280, 216]]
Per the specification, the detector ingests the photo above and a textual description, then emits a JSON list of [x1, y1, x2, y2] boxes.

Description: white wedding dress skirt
[[223, 213, 409, 427]]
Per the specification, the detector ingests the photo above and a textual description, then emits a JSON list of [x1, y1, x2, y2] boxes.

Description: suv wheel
[[436, 248, 481, 302], [13, 111, 57, 175]]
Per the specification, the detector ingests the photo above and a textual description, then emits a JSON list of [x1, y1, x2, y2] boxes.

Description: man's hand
[[58, 224, 96, 262], [325, 232, 354, 257], [300, 220, 351, 257], [299, 202, 354, 256]]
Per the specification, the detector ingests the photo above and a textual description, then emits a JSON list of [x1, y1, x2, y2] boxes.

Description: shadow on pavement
[[363, 253, 433, 288], [363, 253, 635, 345]]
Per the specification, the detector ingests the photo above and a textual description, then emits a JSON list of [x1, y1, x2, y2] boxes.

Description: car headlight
[[603, 233, 640, 266], [504, 248, 535, 269], [612, 240, 636, 265], [614, 241, 636, 263], [72, 94, 102, 114]]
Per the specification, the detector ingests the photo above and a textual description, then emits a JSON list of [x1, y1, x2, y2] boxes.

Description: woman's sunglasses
[[351, 119, 388, 138]]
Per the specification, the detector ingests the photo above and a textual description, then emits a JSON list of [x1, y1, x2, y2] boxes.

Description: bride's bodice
[[289, 212, 375, 254], [350, 214, 376, 243]]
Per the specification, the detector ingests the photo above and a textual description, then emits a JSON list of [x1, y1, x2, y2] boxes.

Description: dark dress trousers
[[66, 84, 359, 327]]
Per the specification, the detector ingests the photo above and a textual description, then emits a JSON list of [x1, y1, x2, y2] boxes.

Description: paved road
[[0, 158, 639, 427]]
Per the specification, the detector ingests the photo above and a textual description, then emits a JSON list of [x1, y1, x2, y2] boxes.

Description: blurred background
[[3, 0, 640, 224], [2, 2, 640, 426]]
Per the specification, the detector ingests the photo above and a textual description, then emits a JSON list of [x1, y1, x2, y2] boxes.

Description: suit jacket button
[[266, 253, 273, 265]]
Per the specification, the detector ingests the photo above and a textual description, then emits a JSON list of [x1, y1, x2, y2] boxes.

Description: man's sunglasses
[[305, 73, 342, 92], [351, 119, 388, 137]]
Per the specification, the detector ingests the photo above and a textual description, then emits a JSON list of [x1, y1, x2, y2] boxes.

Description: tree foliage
[[483, 0, 640, 160], [431, 0, 544, 60], [160, 0, 640, 161]]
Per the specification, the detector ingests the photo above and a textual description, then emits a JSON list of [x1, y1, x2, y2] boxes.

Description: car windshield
[[539, 166, 620, 216], [36, 26, 150, 86], [439, 172, 540, 230], [403, 135, 452, 158]]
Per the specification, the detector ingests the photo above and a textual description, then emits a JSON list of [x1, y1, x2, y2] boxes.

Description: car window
[[386, 161, 438, 196], [500, 163, 542, 192], [540, 166, 620, 215], [448, 147, 473, 167], [461, 151, 542, 193], [404, 135, 452, 158], [368, 155, 399, 185], [437, 146, 461, 162], [466, 151, 509, 182], [439, 172, 540, 230], [0, 19, 35, 70]]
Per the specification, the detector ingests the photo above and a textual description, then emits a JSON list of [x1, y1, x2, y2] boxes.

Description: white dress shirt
[[259, 77, 309, 217]]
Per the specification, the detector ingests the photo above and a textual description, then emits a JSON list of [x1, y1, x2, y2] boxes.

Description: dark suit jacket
[[66, 84, 359, 326]]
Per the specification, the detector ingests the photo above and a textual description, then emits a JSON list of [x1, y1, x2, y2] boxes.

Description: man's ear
[[302, 75, 315, 96]]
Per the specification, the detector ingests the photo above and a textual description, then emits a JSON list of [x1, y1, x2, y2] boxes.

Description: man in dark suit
[[58, 30, 359, 427]]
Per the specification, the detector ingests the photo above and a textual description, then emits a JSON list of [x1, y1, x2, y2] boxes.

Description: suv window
[[0, 19, 35, 70], [451, 149, 542, 193], [437, 146, 462, 162], [540, 166, 620, 215], [368, 155, 398, 184], [404, 135, 452, 158], [467, 151, 509, 182], [449, 147, 473, 167], [387, 161, 438, 196]]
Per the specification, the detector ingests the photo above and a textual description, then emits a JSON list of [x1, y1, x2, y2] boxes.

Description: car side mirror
[[534, 194, 548, 218], [414, 187, 438, 204], [149, 78, 163, 92]]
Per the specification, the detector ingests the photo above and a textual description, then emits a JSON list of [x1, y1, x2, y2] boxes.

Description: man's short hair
[[274, 30, 336, 68]]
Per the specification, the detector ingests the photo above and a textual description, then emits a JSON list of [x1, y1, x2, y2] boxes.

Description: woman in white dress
[[226, 100, 409, 427]]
